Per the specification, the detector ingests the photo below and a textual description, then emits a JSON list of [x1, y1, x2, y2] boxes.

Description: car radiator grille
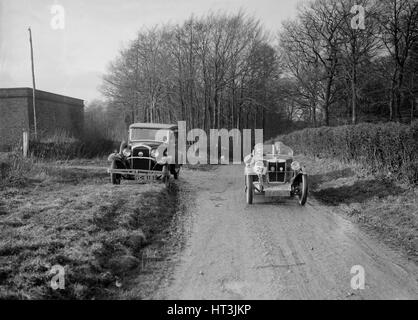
[[268, 162, 286, 182], [130, 146, 164, 172], [133, 147, 149, 157], [132, 147, 151, 170]]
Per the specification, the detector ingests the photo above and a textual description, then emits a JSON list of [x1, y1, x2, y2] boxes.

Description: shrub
[[29, 131, 117, 160], [278, 121, 418, 185], [0, 152, 34, 187]]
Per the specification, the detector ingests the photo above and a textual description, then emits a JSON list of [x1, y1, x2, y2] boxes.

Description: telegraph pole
[[28, 27, 38, 139]]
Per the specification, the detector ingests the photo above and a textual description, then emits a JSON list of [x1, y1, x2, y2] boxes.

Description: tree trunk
[[389, 74, 395, 121], [351, 63, 357, 125], [411, 75, 416, 123], [396, 66, 405, 122], [324, 76, 332, 126]]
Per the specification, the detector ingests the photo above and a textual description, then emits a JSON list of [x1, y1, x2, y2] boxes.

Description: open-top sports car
[[107, 123, 181, 186], [244, 142, 308, 206]]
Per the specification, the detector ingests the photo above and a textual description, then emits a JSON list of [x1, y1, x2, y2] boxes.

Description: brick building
[[0, 88, 84, 150]]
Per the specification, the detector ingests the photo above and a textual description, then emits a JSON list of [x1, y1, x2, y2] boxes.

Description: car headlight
[[254, 160, 264, 174], [244, 155, 254, 166], [150, 149, 159, 158], [291, 161, 301, 171], [157, 156, 167, 165], [122, 149, 131, 157]]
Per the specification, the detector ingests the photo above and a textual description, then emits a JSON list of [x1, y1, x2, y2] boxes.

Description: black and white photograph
[[0, 0, 417, 306]]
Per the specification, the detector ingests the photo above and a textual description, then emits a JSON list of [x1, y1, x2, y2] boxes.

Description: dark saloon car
[[107, 123, 181, 186]]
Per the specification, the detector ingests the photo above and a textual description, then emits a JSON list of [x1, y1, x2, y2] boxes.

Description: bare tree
[[279, 0, 345, 126], [101, 12, 279, 133], [378, 0, 418, 121], [335, 0, 381, 124]]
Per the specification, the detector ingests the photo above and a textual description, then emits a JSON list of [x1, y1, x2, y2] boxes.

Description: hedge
[[30, 139, 117, 160], [278, 121, 418, 185]]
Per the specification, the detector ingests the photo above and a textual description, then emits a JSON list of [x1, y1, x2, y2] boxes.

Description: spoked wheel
[[246, 175, 254, 205], [110, 160, 121, 185], [298, 174, 308, 206]]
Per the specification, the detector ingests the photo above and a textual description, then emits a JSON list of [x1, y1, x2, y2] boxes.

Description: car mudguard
[[108, 152, 121, 162], [108, 153, 128, 169], [244, 166, 257, 176], [291, 171, 306, 187]]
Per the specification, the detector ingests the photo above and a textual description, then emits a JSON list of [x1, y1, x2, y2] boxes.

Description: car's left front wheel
[[298, 174, 308, 206]]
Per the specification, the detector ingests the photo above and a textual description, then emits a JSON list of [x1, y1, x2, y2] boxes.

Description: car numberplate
[[135, 174, 156, 181], [264, 185, 290, 197]]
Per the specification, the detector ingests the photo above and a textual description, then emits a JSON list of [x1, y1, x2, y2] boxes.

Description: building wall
[[0, 88, 84, 150], [27, 90, 84, 139], [0, 89, 30, 149]]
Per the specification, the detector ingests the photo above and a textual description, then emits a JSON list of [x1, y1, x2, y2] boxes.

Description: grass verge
[[298, 155, 418, 264], [0, 157, 178, 299]]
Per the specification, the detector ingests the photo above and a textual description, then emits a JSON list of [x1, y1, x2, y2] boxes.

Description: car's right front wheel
[[110, 160, 121, 185]]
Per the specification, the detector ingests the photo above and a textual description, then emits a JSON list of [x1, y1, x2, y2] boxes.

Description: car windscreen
[[254, 142, 293, 157], [274, 142, 293, 156], [130, 128, 169, 142]]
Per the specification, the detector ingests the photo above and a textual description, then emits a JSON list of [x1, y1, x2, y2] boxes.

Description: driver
[[244, 143, 264, 165]]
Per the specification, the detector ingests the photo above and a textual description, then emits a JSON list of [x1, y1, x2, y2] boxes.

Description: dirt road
[[156, 165, 418, 300]]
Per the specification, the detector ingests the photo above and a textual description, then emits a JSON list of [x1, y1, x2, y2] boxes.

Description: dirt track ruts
[[155, 165, 418, 300]]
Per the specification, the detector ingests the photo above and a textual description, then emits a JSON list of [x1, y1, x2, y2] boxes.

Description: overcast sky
[[0, 0, 299, 104]]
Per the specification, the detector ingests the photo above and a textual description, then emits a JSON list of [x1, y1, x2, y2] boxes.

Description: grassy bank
[[297, 154, 418, 264], [274, 122, 417, 262], [0, 156, 178, 299]]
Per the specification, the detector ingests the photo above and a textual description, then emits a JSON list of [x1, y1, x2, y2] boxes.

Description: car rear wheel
[[110, 160, 121, 185], [163, 175, 170, 187], [298, 174, 308, 206], [246, 175, 253, 205]]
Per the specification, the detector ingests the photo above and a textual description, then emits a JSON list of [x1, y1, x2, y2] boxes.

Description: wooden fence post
[[23, 131, 29, 158]]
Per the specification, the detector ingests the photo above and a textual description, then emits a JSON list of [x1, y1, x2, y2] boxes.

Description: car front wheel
[[246, 175, 253, 205], [298, 174, 308, 206], [110, 160, 121, 185]]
